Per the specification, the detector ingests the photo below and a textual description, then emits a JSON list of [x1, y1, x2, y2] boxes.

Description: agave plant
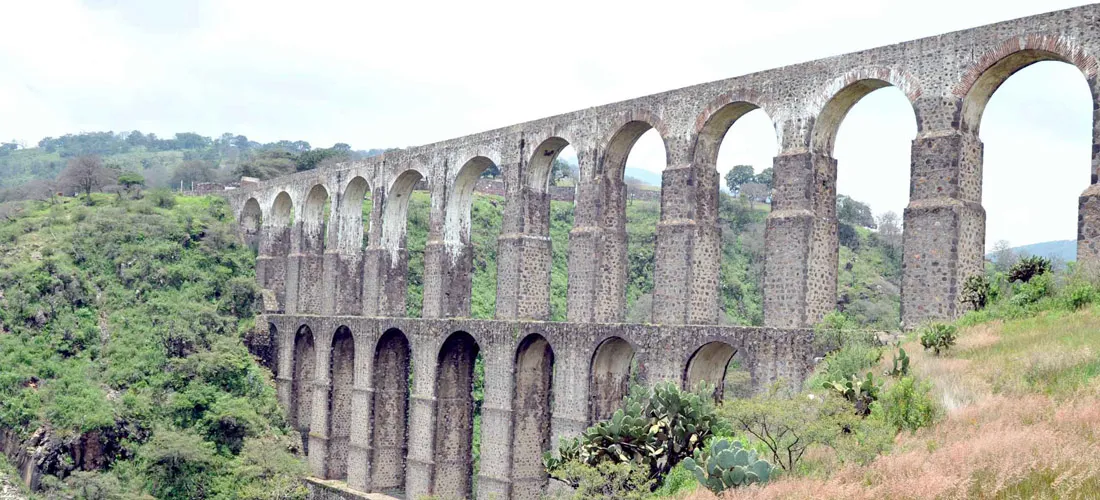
[[682, 438, 774, 493]]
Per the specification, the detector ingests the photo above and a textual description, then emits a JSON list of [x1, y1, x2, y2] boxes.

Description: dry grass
[[680, 307, 1100, 499]]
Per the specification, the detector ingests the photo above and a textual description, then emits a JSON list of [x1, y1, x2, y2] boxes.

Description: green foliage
[[823, 372, 880, 416], [117, 172, 145, 190], [1009, 271, 1054, 307], [872, 375, 939, 432], [719, 389, 862, 472], [546, 459, 653, 499], [809, 318, 882, 389], [1009, 256, 1052, 283], [682, 438, 774, 493], [962, 274, 992, 310], [919, 323, 958, 355], [1064, 281, 1097, 310], [837, 195, 876, 229], [544, 382, 718, 491], [724, 165, 755, 195], [146, 188, 177, 208], [139, 428, 221, 500], [0, 194, 303, 498], [884, 346, 910, 378]]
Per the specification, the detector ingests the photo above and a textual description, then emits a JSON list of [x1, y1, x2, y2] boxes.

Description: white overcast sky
[[0, 0, 1094, 247]]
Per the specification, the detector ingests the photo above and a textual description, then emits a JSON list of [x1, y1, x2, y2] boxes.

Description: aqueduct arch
[[232, 6, 1100, 499]]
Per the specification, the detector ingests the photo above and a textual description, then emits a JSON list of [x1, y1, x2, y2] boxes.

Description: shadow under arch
[[371, 328, 411, 493], [432, 331, 481, 499], [589, 336, 636, 422], [292, 325, 316, 454], [684, 341, 752, 401], [239, 197, 263, 251], [511, 333, 555, 497], [338, 176, 371, 252]]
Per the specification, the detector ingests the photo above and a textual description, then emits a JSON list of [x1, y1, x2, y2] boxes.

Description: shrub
[[547, 459, 652, 499], [544, 382, 718, 490], [884, 346, 910, 377], [146, 188, 177, 209], [1064, 281, 1097, 310], [823, 372, 880, 416], [1010, 272, 1053, 307], [962, 274, 992, 310], [720, 389, 860, 472], [919, 323, 957, 355], [138, 429, 221, 500], [874, 376, 939, 432], [683, 438, 775, 493], [1008, 256, 1051, 283]]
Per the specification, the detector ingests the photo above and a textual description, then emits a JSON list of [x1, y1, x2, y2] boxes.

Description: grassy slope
[[682, 307, 1100, 499], [0, 194, 303, 499]]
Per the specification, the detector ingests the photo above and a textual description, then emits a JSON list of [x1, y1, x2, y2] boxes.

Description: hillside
[[0, 193, 304, 499], [1005, 239, 1077, 262]]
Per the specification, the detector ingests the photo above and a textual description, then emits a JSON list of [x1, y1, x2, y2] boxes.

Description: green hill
[[0, 193, 304, 499]]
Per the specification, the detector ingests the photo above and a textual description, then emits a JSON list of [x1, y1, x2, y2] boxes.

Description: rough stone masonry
[[227, 4, 1100, 499]]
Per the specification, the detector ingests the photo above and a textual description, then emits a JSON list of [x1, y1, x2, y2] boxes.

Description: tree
[[170, 160, 215, 189], [551, 158, 577, 186], [837, 195, 876, 229], [60, 155, 116, 203], [740, 182, 770, 203], [724, 165, 755, 195], [118, 172, 145, 194], [990, 240, 1017, 272], [753, 167, 774, 189]]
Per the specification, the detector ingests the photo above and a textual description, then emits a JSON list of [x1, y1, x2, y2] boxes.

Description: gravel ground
[[0, 476, 23, 500]]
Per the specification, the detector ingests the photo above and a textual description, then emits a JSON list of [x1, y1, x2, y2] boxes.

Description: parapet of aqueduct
[[226, 5, 1100, 499]]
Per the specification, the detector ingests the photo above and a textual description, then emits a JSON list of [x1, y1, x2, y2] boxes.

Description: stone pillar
[[363, 247, 408, 317], [346, 336, 374, 492], [308, 329, 334, 479], [568, 145, 627, 323], [763, 151, 837, 328], [1077, 87, 1100, 267], [547, 340, 590, 497], [652, 159, 721, 325], [477, 344, 515, 499], [257, 224, 291, 312], [497, 146, 553, 321], [422, 240, 473, 318], [290, 213, 326, 315], [900, 130, 985, 326], [405, 343, 437, 499], [275, 322, 294, 413]]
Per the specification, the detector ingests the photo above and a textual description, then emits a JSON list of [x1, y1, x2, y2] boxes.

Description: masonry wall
[[226, 5, 1100, 499]]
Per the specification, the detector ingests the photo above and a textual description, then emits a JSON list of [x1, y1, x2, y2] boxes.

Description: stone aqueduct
[[226, 5, 1100, 499]]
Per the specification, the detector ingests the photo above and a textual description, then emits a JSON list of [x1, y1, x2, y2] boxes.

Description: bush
[[874, 376, 939, 432], [823, 372, 880, 416], [1008, 256, 1051, 283], [962, 274, 992, 310], [720, 389, 860, 472], [683, 438, 775, 493], [544, 382, 718, 491], [1009, 272, 1053, 306], [547, 459, 652, 499], [146, 188, 177, 209], [919, 323, 957, 355], [1063, 281, 1097, 310], [138, 429, 221, 500]]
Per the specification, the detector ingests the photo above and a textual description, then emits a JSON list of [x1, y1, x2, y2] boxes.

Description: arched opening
[[432, 331, 481, 499], [813, 79, 917, 329], [588, 336, 636, 422], [370, 329, 411, 494], [529, 139, 579, 321], [292, 325, 316, 454], [327, 326, 355, 480], [261, 192, 294, 309], [511, 334, 555, 497], [340, 176, 371, 252], [969, 56, 1093, 266], [447, 156, 499, 318], [684, 342, 752, 401], [381, 170, 425, 317], [262, 322, 278, 375], [603, 122, 667, 323], [302, 184, 330, 254], [701, 102, 779, 325], [298, 184, 330, 313], [239, 197, 263, 252]]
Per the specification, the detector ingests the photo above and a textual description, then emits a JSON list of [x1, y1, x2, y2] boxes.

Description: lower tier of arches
[[264, 315, 815, 500]]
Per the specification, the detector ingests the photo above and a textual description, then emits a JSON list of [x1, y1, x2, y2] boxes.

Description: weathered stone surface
[[221, 5, 1100, 498]]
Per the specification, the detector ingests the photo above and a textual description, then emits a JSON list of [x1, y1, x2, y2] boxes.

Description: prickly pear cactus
[[682, 438, 774, 493]]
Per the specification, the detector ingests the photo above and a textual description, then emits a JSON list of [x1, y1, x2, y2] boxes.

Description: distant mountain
[[624, 168, 661, 187], [996, 239, 1077, 262]]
